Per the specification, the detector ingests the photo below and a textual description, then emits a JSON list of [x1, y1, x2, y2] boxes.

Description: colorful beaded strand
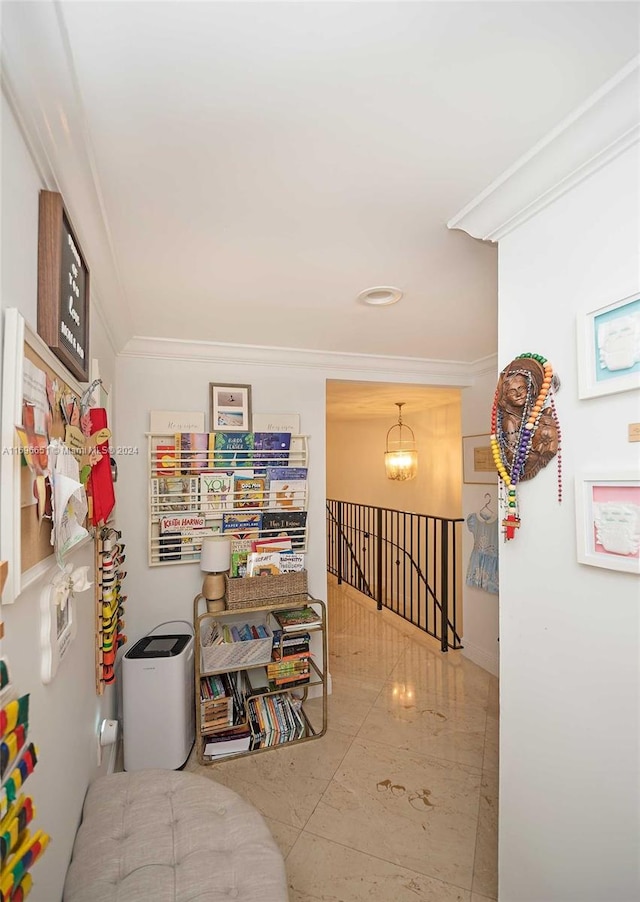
[[549, 394, 562, 504], [491, 352, 561, 540]]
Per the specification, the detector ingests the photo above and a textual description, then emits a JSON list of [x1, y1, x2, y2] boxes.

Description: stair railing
[[326, 499, 463, 651]]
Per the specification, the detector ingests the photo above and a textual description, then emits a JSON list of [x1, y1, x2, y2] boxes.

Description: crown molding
[[468, 353, 498, 378], [119, 335, 488, 386], [448, 56, 640, 243], [1, 1, 130, 356]]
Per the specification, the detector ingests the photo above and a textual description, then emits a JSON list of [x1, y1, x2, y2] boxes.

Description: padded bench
[[63, 769, 289, 902]]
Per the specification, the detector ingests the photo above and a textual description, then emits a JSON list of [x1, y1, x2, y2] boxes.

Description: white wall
[[1, 94, 118, 901], [114, 355, 329, 645], [327, 400, 462, 518], [460, 368, 499, 676], [497, 144, 639, 901]]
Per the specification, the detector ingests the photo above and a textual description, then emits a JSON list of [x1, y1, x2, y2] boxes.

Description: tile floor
[[187, 577, 499, 902]]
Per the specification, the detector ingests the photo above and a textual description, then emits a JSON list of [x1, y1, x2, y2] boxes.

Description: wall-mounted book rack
[[147, 432, 309, 567]]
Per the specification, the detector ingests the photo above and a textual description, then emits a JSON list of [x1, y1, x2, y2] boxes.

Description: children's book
[[234, 476, 265, 509], [272, 606, 322, 631], [261, 511, 307, 546], [229, 538, 253, 577], [265, 467, 308, 482], [253, 433, 291, 469], [246, 551, 282, 577], [222, 512, 262, 539], [279, 553, 305, 572], [159, 513, 207, 534], [151, 476, 199, 512], [200, 471, 235, 512], [252, 536, 293, 553], [177, 432, 211, 474], [154, 443, 176, 476], [213, 432, 254, 468], [158, 534, 181, 561], [268, 478, 306, 510]]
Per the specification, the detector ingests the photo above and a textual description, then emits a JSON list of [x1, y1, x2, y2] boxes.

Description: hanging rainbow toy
[[490, 353, 561, 540]]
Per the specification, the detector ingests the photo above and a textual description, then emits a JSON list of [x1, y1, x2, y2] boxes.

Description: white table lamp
[[200, 537, 231, 612]]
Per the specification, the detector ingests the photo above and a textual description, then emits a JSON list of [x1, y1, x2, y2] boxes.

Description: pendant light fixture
[[384, 402, 418, 481]]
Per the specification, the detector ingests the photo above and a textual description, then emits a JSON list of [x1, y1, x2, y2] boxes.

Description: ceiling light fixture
[[384, 402, 418, 481], [357, 286, 403, 307]]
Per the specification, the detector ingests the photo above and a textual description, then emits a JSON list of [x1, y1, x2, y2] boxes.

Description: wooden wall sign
[[37, 190, 90, 382]]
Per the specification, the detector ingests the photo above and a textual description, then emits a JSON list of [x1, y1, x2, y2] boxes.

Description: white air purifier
[[123, 629, 195, 771]]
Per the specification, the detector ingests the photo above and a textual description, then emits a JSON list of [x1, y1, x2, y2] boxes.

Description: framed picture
[[209, 383, 252, 432], [462, 434, 497, 484], [577, 291, 640, 398], [575, 473, 640, 574]]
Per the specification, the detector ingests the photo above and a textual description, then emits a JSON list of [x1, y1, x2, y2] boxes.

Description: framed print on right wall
[[575, 473, 640, 574], [462, 434, 497, 485], [577, 291, 640, 398]]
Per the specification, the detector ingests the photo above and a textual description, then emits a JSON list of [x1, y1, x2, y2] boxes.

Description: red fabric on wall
[[88, 408, 115, 526]]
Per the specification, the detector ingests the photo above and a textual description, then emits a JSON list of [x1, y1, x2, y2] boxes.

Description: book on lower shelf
[[248, 692, 306, 749], [272, 606, 322, 631], [204, 731, 252, 758], [200, 671, 248, 734]]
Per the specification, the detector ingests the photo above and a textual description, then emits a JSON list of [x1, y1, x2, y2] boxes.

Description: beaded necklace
[[490, 352, 561, 540]]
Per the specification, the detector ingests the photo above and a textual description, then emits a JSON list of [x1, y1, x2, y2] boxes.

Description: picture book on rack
[[222, 511, 262, 539], [151, 476, 199, 512], [261, 511, 307, 545], [177, 432, 211, 474], [253, 432, 291, 468], [268, 478, 306, 510], [200, 471, 235, 512], [213, 432, 254, 468], [234, 476, 266, 509]]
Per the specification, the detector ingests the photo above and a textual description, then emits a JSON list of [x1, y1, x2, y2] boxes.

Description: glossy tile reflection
[[188, 577, 499, 901]]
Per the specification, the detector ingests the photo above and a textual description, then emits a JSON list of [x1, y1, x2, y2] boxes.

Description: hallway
[[188, 578, 498, 901]]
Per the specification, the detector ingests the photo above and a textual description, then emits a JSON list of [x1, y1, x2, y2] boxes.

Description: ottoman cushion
[[63, 769, 288, 902]]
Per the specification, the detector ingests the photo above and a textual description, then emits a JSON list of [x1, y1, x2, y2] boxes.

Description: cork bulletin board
[[0, 309, 89, 603]]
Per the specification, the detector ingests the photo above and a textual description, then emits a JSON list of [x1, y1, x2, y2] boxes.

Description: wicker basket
[[199, 615, 273, 672], [225, 570, 308, 610]]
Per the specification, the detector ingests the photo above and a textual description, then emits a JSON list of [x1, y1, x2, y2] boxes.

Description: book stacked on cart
[[269, 630, 311, 690], [272, 606, 322, 631]]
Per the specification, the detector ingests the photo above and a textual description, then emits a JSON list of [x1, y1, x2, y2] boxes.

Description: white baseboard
[[461, 639, 499, 678]]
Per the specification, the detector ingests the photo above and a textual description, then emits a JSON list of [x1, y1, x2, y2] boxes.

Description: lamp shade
[[385, 448, 418, 480], [200, 537, 231, 573]]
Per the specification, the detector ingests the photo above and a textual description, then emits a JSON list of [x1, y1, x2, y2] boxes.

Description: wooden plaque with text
[[37, 190, 90, 381]]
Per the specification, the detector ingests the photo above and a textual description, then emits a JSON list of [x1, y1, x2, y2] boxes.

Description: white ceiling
[[326, 380, 460, 420], [3, 2, 639, 364]]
